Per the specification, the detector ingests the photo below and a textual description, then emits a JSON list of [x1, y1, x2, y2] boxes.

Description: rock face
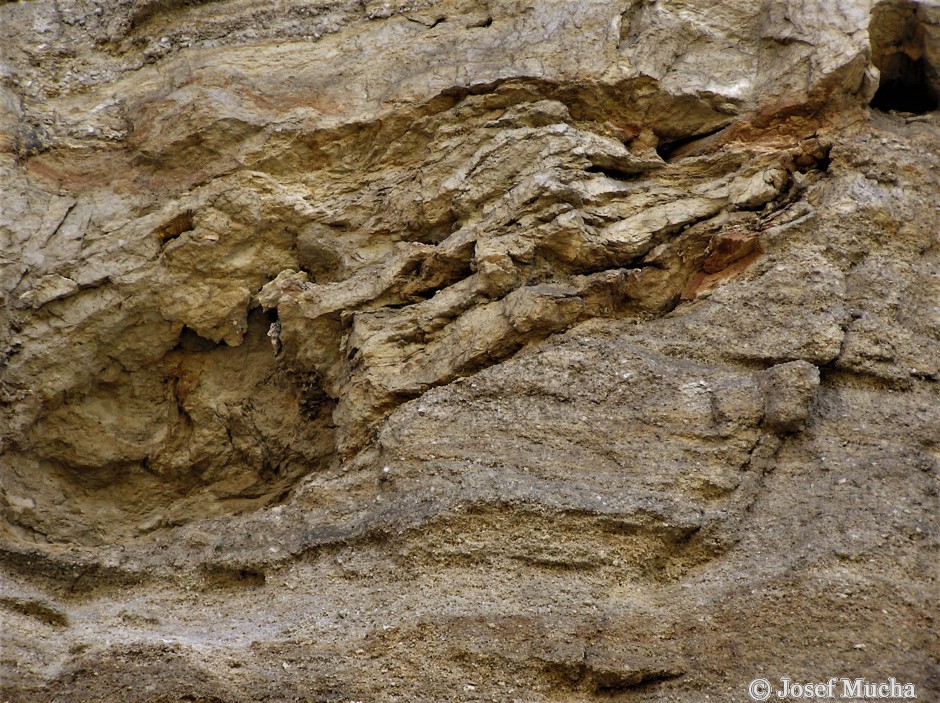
[[0, 0, 938, 701]]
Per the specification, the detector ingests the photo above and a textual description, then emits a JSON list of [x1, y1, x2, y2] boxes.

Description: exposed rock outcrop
[[0, 1, 937, 701]]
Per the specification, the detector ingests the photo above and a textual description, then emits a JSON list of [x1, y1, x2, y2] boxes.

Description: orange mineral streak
[[682, 234, 764, 301]]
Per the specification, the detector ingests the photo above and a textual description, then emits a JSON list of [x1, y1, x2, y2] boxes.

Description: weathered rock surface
[[0, 0, 937, 701]]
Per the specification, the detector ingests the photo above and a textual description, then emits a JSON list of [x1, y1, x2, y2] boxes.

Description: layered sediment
[[0, 1, 938, 701]]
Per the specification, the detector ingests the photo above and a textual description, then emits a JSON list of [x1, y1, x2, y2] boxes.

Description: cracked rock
[[0, 1, 938, 702]]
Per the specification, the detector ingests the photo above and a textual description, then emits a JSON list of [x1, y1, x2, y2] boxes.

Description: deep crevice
[[655, 124, 728, 160], [585, 163, 641, 181], [869, 0, 939, 114], [871, 56, 938, 113]]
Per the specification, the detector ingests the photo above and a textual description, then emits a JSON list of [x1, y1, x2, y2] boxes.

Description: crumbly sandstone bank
[[0, 0, 938, 701]]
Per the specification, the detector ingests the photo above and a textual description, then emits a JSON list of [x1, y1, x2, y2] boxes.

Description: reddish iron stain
[[702, 231, 760, 274], [682, 234, 763, 301]]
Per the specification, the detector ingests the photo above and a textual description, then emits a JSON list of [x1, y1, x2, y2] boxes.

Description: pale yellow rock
[[17, 274, 80, 309]]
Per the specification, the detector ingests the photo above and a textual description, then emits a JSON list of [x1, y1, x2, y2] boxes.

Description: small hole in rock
[[155, 210, 195, 246], [176, 326, 218, 353]]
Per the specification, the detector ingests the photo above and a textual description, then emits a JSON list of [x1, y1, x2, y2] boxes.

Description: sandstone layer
[[0, 0, 938, 701]]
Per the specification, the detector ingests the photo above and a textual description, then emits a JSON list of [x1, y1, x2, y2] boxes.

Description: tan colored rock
[[17, 274, 80, 309], [760, 360, 822, 433], [0, 0, 938, 701]]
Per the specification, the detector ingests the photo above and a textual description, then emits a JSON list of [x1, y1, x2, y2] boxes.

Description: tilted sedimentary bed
[[0, 0, 938, 700]]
